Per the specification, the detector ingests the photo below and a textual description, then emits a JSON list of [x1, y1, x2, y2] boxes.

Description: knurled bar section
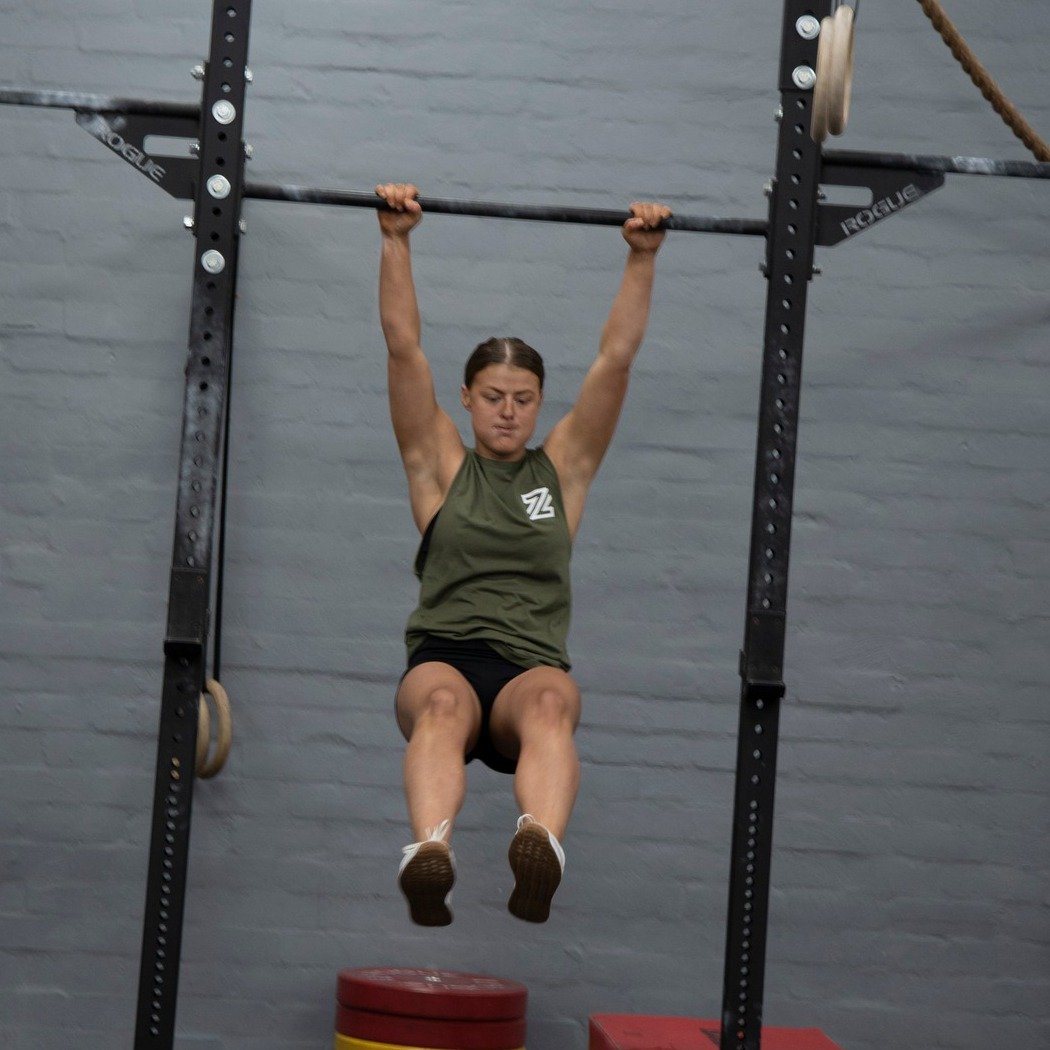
[[720, 3, 827, 1049], [133, 3, 252, 1048]]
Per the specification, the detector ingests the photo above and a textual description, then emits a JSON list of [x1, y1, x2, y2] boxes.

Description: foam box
[[589, 1015, 844, 1050]]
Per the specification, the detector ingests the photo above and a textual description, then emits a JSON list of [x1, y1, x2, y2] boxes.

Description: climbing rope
[[916, 0, 1050, 161]]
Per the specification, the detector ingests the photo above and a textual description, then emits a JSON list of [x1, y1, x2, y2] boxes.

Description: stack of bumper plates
[[335, 967, 528, 1050]]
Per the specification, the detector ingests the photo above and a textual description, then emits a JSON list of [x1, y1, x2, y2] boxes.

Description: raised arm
[[544, 202, 671, 526], [377, 183, 464, 530]]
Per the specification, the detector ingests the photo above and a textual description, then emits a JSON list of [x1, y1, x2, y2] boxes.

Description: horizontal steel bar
[[0, 87, 198, 119], [824, 148, 1050, 180], [243, 180, 769, 235]]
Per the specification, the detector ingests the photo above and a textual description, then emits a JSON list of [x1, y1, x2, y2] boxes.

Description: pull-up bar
[[0, 87, 197, 119], [243, 181, 769, 235], [0, 88, 767, 235], [4, 88, 1048, 246], [824, 148, 1050, 179]]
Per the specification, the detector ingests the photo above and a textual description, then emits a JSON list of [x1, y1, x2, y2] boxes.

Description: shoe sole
[[507, 824, 562, 923], [399, 842, 454, 927]]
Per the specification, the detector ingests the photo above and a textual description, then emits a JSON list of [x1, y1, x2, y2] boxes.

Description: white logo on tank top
[[521, 487, 556, 521]]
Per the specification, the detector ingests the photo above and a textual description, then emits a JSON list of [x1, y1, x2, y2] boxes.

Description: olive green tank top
[[405, 448, 573, 670]]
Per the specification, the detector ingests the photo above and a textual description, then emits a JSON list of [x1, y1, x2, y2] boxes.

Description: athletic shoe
[[507, 814, 565, 923], [398, 819, 455, 927]]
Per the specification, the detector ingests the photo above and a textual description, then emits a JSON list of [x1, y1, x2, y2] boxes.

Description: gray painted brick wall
[[1, 2, 1047, 1049]]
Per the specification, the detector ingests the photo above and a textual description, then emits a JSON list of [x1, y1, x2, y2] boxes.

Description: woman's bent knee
[[401, 684, 482, 743], [397, 666, 482, 742], [418, 686, 474, 724], [513, 681, 581, 741]]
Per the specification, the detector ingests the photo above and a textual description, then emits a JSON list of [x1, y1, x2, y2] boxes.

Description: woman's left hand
[[622, 201, 672, 252]]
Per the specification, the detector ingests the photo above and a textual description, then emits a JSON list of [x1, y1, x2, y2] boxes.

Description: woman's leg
[[396, 662, 483, 839], [488, 667, 581, 922], [395, 662, 482, 926], [488, 666, 582, 839]]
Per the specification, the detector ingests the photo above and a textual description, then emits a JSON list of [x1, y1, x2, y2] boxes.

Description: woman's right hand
[[376, 183, 422, 237]]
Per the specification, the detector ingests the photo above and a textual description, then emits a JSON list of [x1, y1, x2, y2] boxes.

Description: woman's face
[[461, 362, 543, 461]]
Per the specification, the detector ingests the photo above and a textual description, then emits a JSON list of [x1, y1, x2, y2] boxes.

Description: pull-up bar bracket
[[818, 160, 945, 245], [74, 109, 198, 200]]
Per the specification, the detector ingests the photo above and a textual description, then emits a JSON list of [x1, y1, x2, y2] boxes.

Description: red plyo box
[[589, 1015, 844, 1050]]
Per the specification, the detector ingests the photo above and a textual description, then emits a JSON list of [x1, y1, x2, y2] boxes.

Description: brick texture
[[1, 3, 1048, 1049]]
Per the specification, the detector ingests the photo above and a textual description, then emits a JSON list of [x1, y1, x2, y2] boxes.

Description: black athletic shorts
[[400, 634, 529, 774]]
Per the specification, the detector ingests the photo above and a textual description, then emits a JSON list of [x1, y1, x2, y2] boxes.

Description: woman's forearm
[[599, 247, 658, 367], [379, 233, 422, 355]]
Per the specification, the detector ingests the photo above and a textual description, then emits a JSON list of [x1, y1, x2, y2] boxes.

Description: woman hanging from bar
[[376, 182, 671, 926]]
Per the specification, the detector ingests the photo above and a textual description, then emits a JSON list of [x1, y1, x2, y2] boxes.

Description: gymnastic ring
[[810, 12, 836, 143], [827, 4, 855, 137], [196, 678, 232, 779]]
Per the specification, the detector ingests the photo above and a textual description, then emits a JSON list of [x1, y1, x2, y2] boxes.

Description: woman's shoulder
[[531, 446, 565, 487]]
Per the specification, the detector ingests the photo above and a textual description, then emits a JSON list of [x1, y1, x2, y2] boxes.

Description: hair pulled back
[[464, 337, 545, 390]]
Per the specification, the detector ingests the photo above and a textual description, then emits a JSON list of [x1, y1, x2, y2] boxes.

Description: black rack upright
[[134, 4, 253, 1047]]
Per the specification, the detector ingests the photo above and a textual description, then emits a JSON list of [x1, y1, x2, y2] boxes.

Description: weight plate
[[337, 968, 527, 1021], [334, 1034, 523, 1050], [337, 1004, 526, 1050]]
